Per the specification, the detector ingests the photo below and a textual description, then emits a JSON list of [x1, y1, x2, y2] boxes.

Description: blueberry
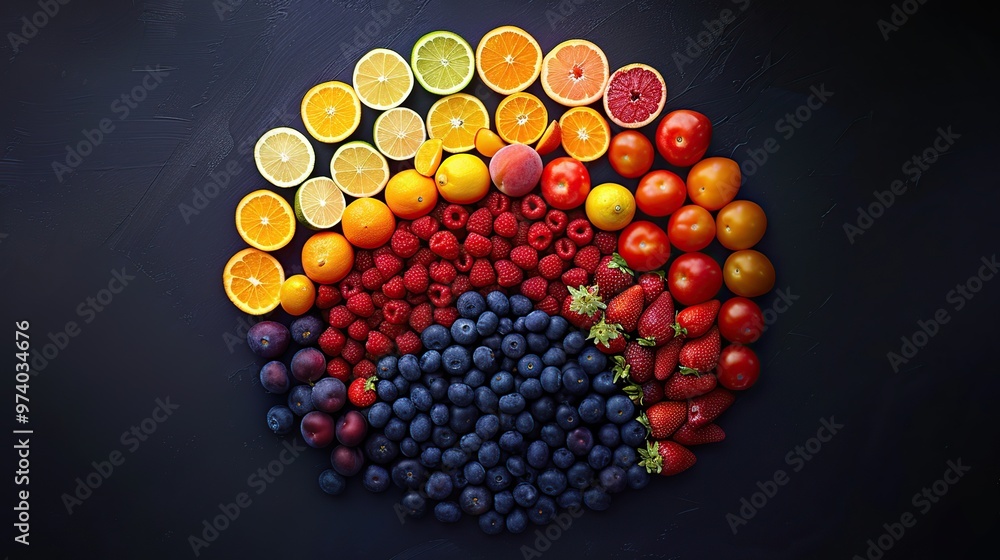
[[409, 413, 432, 442], [441, 447, 469, 471], [599, 465, 627, 493], [425, 471, 454, 500], [490, 371, 515, 394], [478, 509, 504, 535], [506, 508, 529, 534], [543, 315, 568, 341], [384, 418, 407, 441], [613, 445, 638, 469], [476, 414, 500, 440], [398, 354, 421, 380], [499, 412, 516, 432], [367, 402, 392, 428], [400, 437, 420, 457], [591, 371, 617, 395], [473, 346, 499, 374], [418, 350, 441, 373], [562, 367, 590, 396], [524, 310, 550, 333], [376, 356, 398, 379], [442, 345, 471, 375], [578, 346, 607, 375], [540, 424, 565, 449], [499, 430, 524, 452], [474, 386, 499, 414], [287, 385, 314, 416], [266, 405, 295, 435], [450, 468, 469, 491], [432, 426, 457, 448], [420, 446, 442, 468], [376, 379, 398, 402], [464, 461, 487, 485], [588, 444, 612, 469], [392, 376, 409, 394], [513, 318, 527, 334], [527, 495, 556, 525], [499, 393, 526, 414], [555, 404, 579, 431], [486, 291, 511, 316], [460, 433, 483, 454], [247, 321, 290, 359], [392, 397, 416, 421], [478, 440, 501, 468], [514, 411, 535, 434], [427, 376, 448, 400], [497, 317, 514, 336], [598, 423, 622, 448], [476, 311, 499, 336], [434, 501, 462, 523], [513, 481, 540, 507], [583, 487, 612, 511], [501, 356, 517, 373], [562, 330, 586, 354], [410, 384, 433, 411], [363, 464, 390, 493], [501, 333, 527, 359], [627, 464, 651, 490], [451, 318, 478, 345], [457, 291, 487, 319], [531, 396, 556, 422], [525, 334, 548, 354], [567, 427, 595, 456], [460, 486, 493, 515], [365, 434, 398, 464], [449, 405, 479, 434], [566, 462, 593, 489], [463, 368, 486, 388], [540, 367, 562, 393], [486, 466, 512, 492], [510, 294, 533, 317], [605, 395, 635, 425], [259, 361, 290, 394], [493, 490, 515, 514], [552, 448, 575, 469], [401, 490, 427, 517], [517, 354, 543, 377], [557, 488, 583, 509], [448, 383, 475, 407], [620, 420, 647, 447], [430, 403, 450, 426], [318, 469, 346, 495], [575, 397, 601, 425], [421, 324, 451, 351], [541, 347, 566, 367]]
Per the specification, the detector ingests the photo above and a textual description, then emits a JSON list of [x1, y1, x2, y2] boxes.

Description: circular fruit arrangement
[[222, 24, 775, 534]]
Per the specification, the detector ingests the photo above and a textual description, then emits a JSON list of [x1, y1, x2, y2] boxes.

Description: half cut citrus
[[414, 138, 444, 177], [254, 127, 315, 188], [426, 93, 489, 153], [495, 92, 548, 145], [559, 107, 610, 162], [300, 81, 361, 143], [236, 189, 296, 251], [374, 107, 426, 161], [476, 25, 542, 95], [294, 177, 346, 230], [223, 248, 285, 315], [353, 48, 414, 110], [541, 39, 609, 107], [330, 141, 390, 197], [411, 31, 476, 95]]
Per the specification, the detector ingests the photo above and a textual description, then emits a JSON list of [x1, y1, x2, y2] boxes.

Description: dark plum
[[259, 361, 290, 394], [290, 315, 324, 346], [300, 411, 335, 448], [335, 410, 368, 446], [247, 321, 289, 359], [287, 385, 314, 416], [290, 347, 326, 383], [311, 378, 346, 413], [330, 445, 364, 476]]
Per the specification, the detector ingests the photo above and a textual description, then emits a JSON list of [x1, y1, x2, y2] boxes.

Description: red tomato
[[716, 200, 767, 250], [617, 221, 670, 272], [724, 250, 775, 297], [655, 110, 712, 167], [540, 157, 591, 210], [667, 252, 722, 306], [635, 170, 686, 217], [686, 157, 741, 211], [716, 344, 760, 390], [608, 131, 654, 179], [718, 297, 765, 343], [667, 205, 716, 252]]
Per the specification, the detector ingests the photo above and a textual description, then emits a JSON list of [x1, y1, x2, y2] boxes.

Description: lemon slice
[[329, 141, 390, 197], [300, 81, 361, 143], [254, 127, 315, 188], [223, 248, 285, 315], [294, 177, 346, 230], [353, 48, 414, 110], [426, 93, 489, 154], [411, 30, 475, 95], [373, 107, 426, 161]]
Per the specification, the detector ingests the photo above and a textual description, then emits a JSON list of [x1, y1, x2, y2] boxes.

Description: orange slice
[[426, 93, 489, 153], [495, 92, 548, 145], [541, 39, 610, 107], [235, 189, 296, 251], [475, 128, 507, 158], [223, 248, 285, 315], [534, 120, 561, 156], [475, 25, 542, 95], [300, 81, 361, 143], [558, 107, 610, 162]]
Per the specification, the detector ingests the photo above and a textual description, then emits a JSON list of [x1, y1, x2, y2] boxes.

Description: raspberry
[[544, 210, 568, 236], [432, 307, 459, 328], [382, 276, 406, 299], [366, 309, 383, 328], [396, 330, 422, 355], [493, 212, 518, 237], [453, 250, 474, 273], [469, 258, 497, 288], [467, 208, 494, 236], [428, 260, 457, 284], [361, 267, 383, 291], [560, 267, 589, 288], [410, 215, 440, 240], [451, 274, 472, 297], [315, 284, 342, 309], [527, 222, 553, 251], [409, 303, 434, 333], [566, 219, 594, 246], [441, 204, 469, 230], [573, 245, 602, 273], [510, 245, 539, 271], [390, 228, 420, 258], [430, 201, 449, 222], [346, 292, 375, 317], [403, 264, 429, 294], [341, 338, 364, 365], [483, 191, 511, 216], [464, 232, 492, 258], [347, 318, 370, 341], [374, 248, 403, 279], [537, 254, 566, 280], [512, 221, 530, 248], [554, 238, 577, 261], [429, 230, 460, 260], [490, 236, 512, 260], [318, 327, 346, 356], [379, 323, 407, 342], [520, 276, 549, 301], [406, 293, 428, 306], [338, 271, 363, 299], [353, 359, 377, 379], [428, 283, 454, 307], [327, 305, 356, 329], [520, 194, 547, 220], [408, 247, 437, 268], [535, 295, 561, 315], [354, 250, 374, 272], [593, 231, 617, 255], [366, 331, 394, 358], [548, 281, 569, 302], [326, 357, 351, 382], [382, 299, 412, 325], [371, 292, 387, 309], [494, 260, 524, 288]]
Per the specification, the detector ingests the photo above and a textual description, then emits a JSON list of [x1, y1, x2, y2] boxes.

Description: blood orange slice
[[603, 63, 667, 129], [541, 39, 609, 107]]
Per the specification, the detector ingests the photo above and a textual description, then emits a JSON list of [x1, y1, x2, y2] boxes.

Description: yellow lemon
[[586, 183, 635, 231], [435, 154, 490, 204]]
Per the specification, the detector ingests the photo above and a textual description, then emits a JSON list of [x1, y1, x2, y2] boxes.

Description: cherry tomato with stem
[[617, 221, 670, 272], [687, 157, 741, 211], [667, 252, 722, 306], [636, 170, 686, 217], [716, 200, 767, 250], [716, 344, 760, 390], [724, 250, 775, 297], [655, 110, 712, 167], [540, 157, 591, 210], [608, 131, 654, 179], [718, 297, 765, 343], [668, 204, 716, 252]]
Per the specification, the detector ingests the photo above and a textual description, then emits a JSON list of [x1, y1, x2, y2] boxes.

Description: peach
[[489, 143, 543, 198]]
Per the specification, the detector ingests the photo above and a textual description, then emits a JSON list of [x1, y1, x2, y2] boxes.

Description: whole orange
[[301, 232, 354, 284], [341, 198, 396, 249]]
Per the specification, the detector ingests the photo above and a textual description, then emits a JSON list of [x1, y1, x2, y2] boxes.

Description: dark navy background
[[1, 0, 997, 558]]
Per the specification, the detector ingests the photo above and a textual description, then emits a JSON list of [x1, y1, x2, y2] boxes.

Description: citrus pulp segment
[[254, 127, 316, 188]]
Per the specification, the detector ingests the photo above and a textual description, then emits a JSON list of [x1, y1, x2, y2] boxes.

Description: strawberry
[[366, 331, 394, 358], [409, 303, 433, 333], [489, 235, 513, 260], [469, 258, 497, 288], [429, 230, 460, 260], [547, 281, 569, 302], [535, 296, 561, 315], [428, 260, 457, 284], [544, 209, 568, 236], [637, 270, 665, 305], [562, 285, 606, 329], [637, 291, 676, 345], [347, 376, 377, 407], [390, 228, 420, 258], [663, 371, 717, 400], [573, 246, 602, 274], [382, 276, 406, 299], [410, 215, 439, 240], [638, 440, 696, 476], [396, 330, 422, 355], [594, 253, 634, 298], [353, 359, 376, 379], [432, 307, 459, 328], [494, 260, 523, 288], [593, 231, 618, 255], [654, 337, 683, 380], [327, 305, 356, 329], [675, 299, 721, 339], [687, 388, 735, 428], [672, 422, 726, 446], [318, 327, 346, 356], [623, 341, 655, 383], [441, 204, 468, 230], [464, 232, 492, 258], [315, 284, 342, 309], [427, 283, 453, 307], [353, 250, 374, 272], [450, 274, 471, 297], [347, 318, 370, 341], [466, 207, 494, 236], [640, 401, 687, 439], [403, 264, 429, 294], [603, 285, 645, 333], [493, 212, 518, 237], [341, 338, 365, 365], [565, 218, 593, 246], [346, 293, 374, 317], [408, 247, 437, 268], [587, 317, 626, 354], [527, 222, 553, 251], [678, 326, 721, 374], [482, 191, 511, 216], [382, 300, 411, 325], [560, 267, 589, 289], [520, 276, 549, 302], [510, 245, 539, 270], [554, 238, 577, 261], [641, 380, 664, 405], [338, 271, 363, 299], [326, 357, 350, 382]]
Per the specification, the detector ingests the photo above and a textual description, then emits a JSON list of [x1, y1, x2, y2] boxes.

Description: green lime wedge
[[411, 30, 475, 95], [294, 177, 346, 230]]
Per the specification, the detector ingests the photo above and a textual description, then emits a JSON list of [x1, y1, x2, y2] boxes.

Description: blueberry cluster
[[354, 291, 650, 534]]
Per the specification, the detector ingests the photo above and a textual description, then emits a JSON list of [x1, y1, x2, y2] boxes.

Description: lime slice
[[294, 177, 346, 230], [374, 107, 427, 161], [329, 141, 390, 197], [353, 48, 414, 110], [254, 127, 315, 188], [411, 30, 475, 95]]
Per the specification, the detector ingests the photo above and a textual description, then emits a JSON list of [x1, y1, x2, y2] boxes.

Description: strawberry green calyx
[[568, 284, 607, 317], [637, 411, 651, 435], [672, 322, 687, 338], [637, 336, 656, 347], [649, 269, 666, 279], [622, 383, 643, 405], [678, 366, 700, 377], [587, 317, 623, 346], [637, 440, 663, 474], [612, 355, 631, 383], [607, 253, 635, 276], [364, 376, 377, 391]]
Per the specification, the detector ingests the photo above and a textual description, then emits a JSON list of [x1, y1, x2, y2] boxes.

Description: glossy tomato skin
[[667, 205, 716, 252], [716, 200, 767, 250], [716, 344, 760, 390], [667, 252, 722, 306], [608, 131, 654, 179], [541, 157, 591, 210], [655, 110, 712, 167], [718, 297, 765, 343], [636, 170, 686, 217], [686, 157, 741, 211], [724, 250, 775, 297], [617, 221, 670, 272]]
